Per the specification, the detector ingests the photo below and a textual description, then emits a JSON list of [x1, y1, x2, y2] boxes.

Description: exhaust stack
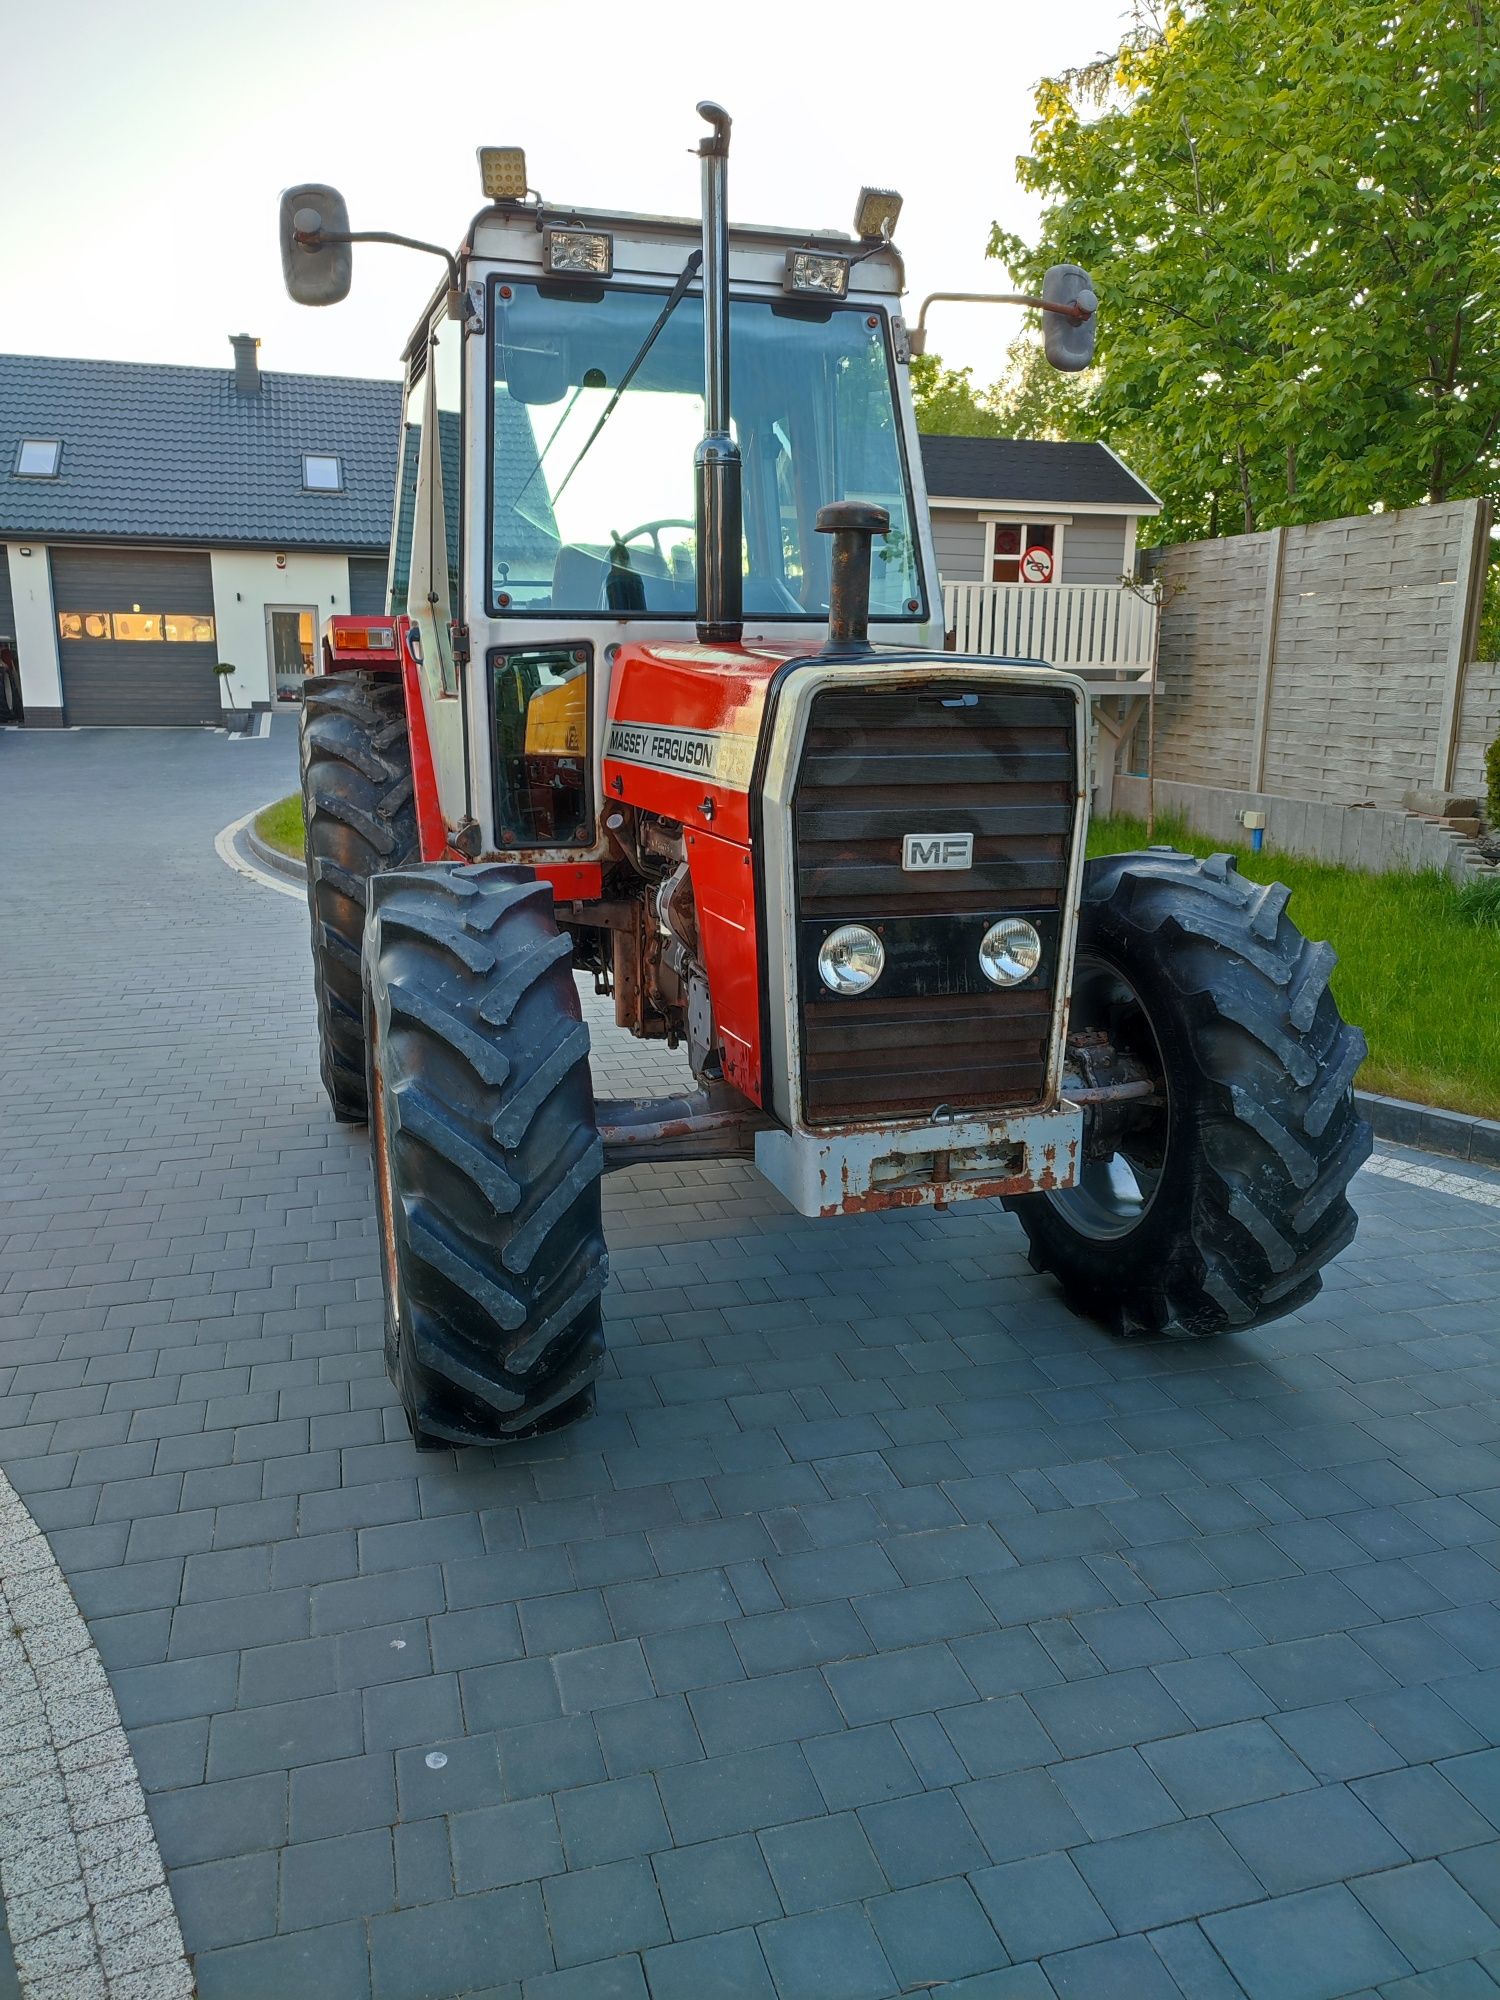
[[817, 501, 889, 656], [694, 102, 743, 646]]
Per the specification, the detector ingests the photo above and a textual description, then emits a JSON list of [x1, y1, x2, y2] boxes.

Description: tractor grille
[[791, 680, 1078, 1125]]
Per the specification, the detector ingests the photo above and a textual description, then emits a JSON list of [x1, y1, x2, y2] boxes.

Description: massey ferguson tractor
[[279, 106, 1369, 1448]]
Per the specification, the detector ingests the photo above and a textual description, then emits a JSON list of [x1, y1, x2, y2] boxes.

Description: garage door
[[51, 547, 221, 726]]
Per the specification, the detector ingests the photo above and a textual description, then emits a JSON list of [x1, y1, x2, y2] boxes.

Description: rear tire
[[364, 863, 607, 1444], [1010, 848, 1371, 1337], [300, 672, 417, 1123]]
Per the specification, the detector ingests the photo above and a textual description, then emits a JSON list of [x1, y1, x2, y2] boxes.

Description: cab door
[[404, 312, 468, 823]]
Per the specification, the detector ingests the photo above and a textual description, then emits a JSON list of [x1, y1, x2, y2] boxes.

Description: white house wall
[[5, 541, 64, 720], [210, 552, 352, 708]]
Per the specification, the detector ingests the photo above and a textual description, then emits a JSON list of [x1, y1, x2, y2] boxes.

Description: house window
[[15, 439, 62, 478], [990, 521, 1058, 584], [303, 453, 343, 491]]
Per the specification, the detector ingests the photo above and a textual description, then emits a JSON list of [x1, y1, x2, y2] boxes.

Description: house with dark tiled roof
[[0, 341, 401, 726]]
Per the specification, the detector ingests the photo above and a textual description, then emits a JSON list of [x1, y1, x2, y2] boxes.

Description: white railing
[[943, 581, 1158, 674]]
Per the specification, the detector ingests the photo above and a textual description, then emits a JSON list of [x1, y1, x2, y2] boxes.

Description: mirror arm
[[294, 228, 462, 311], [907, 290, 1092, 356]]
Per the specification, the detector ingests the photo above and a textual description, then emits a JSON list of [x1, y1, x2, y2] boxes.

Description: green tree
[[910, 354, 1007, 436], [992, 0, 1500, 542], [912, 339, 1094, 441]]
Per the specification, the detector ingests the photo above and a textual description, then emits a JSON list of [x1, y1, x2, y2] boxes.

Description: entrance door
[[266, 605, 317, 702]]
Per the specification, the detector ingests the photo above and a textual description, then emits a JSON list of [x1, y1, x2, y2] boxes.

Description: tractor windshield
[[488, 280, 923, 621]]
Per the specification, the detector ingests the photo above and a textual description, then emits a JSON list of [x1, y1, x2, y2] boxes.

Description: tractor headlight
[[544, 227, 613, 278], [817, 924, 885, 996], [979, 918, 1042, 987], [785, 250, 850, 299]]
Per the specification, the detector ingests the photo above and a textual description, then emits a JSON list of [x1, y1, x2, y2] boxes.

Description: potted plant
[[214, 662, 249, 732]]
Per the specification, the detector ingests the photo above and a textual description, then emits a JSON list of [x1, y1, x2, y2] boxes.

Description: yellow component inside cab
[[523, 668, 587, 756]]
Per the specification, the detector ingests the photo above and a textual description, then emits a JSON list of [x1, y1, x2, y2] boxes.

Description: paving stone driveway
[[4, 720, 1500, 2000]]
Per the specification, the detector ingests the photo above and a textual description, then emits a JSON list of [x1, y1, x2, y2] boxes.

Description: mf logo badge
[[902, 832, 973, 873]]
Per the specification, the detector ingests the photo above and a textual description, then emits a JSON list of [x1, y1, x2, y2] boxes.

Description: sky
[[2, 0, 1128, 389]]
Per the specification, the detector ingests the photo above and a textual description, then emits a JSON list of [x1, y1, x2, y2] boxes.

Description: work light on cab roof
[[277, 102, 1370, 1451]]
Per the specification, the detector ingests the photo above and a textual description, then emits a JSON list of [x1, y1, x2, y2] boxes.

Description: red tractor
[[280, 107, 1369, 1448]]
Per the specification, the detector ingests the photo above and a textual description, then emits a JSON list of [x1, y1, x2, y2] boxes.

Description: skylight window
[[15, 438, 61, 478], [302, 453, 343, 492]]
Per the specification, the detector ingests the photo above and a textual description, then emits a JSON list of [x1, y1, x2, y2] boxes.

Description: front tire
[[364, 863, 607, 1443], [1010, 848, 1371, 1337], [300, 672, 417, 1122]]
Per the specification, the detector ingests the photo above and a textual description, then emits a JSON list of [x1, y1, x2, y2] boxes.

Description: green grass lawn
[[1090, 813, 1500, 1121], [254, 794, 305, 860], [248, 791, 1498, 1119]]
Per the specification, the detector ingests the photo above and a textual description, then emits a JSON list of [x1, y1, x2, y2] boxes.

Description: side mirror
[[279, 185, 353, 307], [1042, 264, 1098, 372]]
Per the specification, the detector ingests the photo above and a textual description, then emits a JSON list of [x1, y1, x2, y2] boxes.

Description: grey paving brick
[[239, 1636, 339, 1707], [364, 1672, 463, 1752], [757, 1905, 897, 2000], [939, 1697, 1058, 1780], [290, 1752, 397, 1842], [554, 1639, 655, 1715], [429, 1604, 524, 1676], [1218, 1782, 1409, 1895], [1269, 1701, 1405, 1782], [803, 1724, 922, 1812], [1358, 1686, 1487, 1764], [522, 1956, 647, 2000], [1025, 1668, 1189, 1759], [641, 1926, 776, 2000], [654, 1833, 780, 1940], [147, 1772, 288, 1867], [279, 1828, 396, 1930], [688, 1668, 842, 1755], [542, 1856, 669, 1969], [757, 1810, 885, 1915], [369, 1885, 552, 1997], [1042, 1933, 1183, 1999], [645, 1622, 746, 1694], [195, 1917, 373, 2000], [556, 1777, 669, 1871], [869, 1877, 1006, 1987], [1140, 1719, 1316, 1816], [824, 1643, 975, 1726], [462, 1657, 563, 1732], [392, 1816, 454, 1909], [657, 1744, 822, 1845], [971, 1851, 1114, 1962], [498, 1716, 607, 1801], [858, 1786, 988, 1888], [114, 1650, 238, 1728], [605, 1570, 739, 1637], [1203, 1884, 1413, 2000], [1235, 1633, 1399, 1710], [957, 1767, 1086, 1864], [1353, 1765, 1497, 1859], [171, 1850, 279, 1952], [131, 1716, 209, 1793], [207, 1690, 362, 1780], [451, 1797, 565, 1892], [595, 1696, 704, 1781], [1073, 1817, 1263, 1932]]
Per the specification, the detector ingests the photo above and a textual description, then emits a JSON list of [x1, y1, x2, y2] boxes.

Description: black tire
[[299, 673, 417, 1122], [364, 862, 607, 1444], [1010, 848, 1371, 1337]]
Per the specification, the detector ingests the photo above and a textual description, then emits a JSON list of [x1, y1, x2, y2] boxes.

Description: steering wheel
[[613, 518, 696, 576]]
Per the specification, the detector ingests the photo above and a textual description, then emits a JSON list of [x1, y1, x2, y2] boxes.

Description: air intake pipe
[[694, 102, 743, 646], [817, 501, 890, 656]]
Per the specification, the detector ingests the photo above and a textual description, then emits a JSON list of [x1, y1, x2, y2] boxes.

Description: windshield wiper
[[547, 249, 704, 511]]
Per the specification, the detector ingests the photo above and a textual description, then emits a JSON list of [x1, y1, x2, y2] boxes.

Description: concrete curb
[[243, 817, 305, 884], [220, 820, 1500, 1173], [1356, 1088, 1500, 1168]]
